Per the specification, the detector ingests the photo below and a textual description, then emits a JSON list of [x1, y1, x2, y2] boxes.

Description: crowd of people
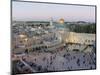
[[12, 44, 96, 74]]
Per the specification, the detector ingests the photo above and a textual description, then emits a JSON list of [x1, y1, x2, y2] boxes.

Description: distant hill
[[66, 23, 96, 33]]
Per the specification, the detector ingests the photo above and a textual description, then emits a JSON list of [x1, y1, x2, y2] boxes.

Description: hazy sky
[[12, 1, 96, 22]]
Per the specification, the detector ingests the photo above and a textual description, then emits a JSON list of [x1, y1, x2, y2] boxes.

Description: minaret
[[50, 17, 53, 26]]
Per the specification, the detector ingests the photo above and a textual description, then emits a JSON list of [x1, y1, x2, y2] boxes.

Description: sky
[[12, 1, 96, 22]]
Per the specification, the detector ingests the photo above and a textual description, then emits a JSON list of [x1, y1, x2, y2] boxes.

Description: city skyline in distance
[[12, 1, 96, 22]]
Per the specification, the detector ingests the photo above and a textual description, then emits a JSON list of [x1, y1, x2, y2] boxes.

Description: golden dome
[[59, 18, 64, 24]]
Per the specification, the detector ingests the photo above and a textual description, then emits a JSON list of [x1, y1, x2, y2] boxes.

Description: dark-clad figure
[[25, 49, 28, 54]]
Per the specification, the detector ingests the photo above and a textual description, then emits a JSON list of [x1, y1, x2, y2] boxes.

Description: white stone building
[[66, 32, 95, 45]]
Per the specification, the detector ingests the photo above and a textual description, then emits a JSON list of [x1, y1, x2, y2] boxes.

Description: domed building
[[59, 18, 64, 24]]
